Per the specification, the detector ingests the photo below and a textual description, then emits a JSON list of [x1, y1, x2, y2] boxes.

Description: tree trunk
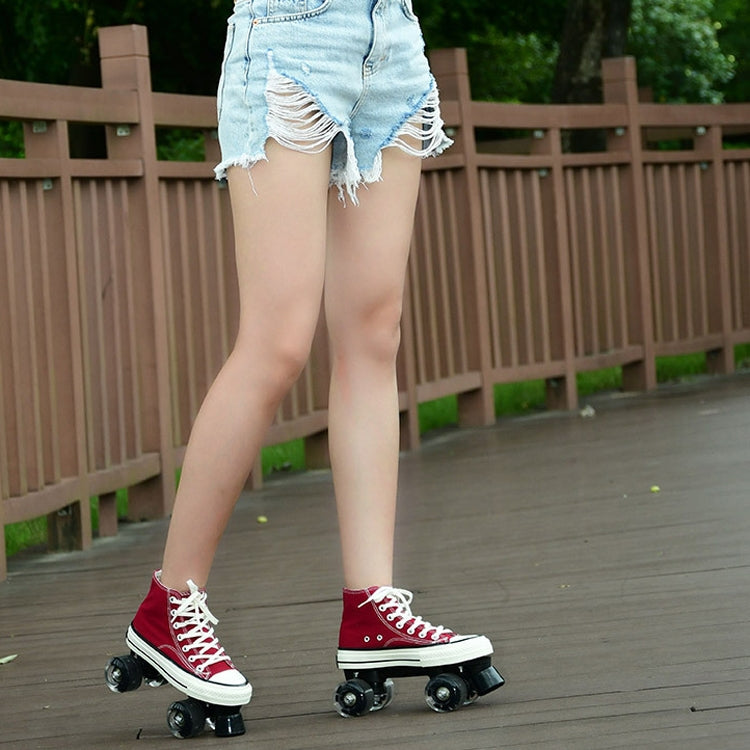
[[552, 0, 632, 151]]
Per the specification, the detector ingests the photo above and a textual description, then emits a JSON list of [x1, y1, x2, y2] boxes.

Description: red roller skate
[[334, 586, 504, 716], [105, 571, 251, 738]]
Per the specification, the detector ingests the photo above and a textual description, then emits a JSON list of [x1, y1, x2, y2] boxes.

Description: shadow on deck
[[1, 374, 749, 749]]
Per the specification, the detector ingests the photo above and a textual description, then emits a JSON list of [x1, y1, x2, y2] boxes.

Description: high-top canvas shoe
[[337, 585, 494, 670], [126, 571, 252, 707]]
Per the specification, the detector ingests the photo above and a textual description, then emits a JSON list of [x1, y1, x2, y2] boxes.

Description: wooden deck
[[1, 373, 749, 749]]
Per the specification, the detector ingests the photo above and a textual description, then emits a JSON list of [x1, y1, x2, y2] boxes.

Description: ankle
[[158, 568, 201, 593]]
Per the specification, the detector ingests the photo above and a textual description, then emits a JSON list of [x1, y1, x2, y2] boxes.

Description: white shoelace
[[361, 586, 450, 641], [170, 580, 231, 673]]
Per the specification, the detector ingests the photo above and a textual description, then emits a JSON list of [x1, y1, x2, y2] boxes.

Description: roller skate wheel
[[167, 698, 207, 739], [334, 678, 375, 717], [104, 654, 142, 693], [425, 673, 469, 713]]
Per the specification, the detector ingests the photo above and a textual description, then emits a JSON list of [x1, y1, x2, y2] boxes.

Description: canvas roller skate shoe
[[334, 586, 504, 716], [105, 571, 252, 738]]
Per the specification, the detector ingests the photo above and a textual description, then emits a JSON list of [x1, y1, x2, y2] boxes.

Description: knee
[[234, 328, 313, 399], [329, 296, 403, 366], [269, 336, 312, 390]]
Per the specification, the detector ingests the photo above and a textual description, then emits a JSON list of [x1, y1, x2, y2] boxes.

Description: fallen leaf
[[0, 654, 18, 665]]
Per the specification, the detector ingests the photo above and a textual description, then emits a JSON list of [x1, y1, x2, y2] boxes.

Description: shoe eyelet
[[407, 628, 416, 635], [363, 636, 370, 643], [386, 614, 396, 622], [376, 635, 383, 642], [182, 646, 189, 652], [378, 605, 388, 612]]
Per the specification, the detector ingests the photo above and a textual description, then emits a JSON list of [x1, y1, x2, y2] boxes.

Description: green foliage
[[414, 0, 565, 102], [0, 0, 227, 94], [714, 0, 750, 102], [627, 0, 736, 102], [156, 128, 206, 162], [414, 0, 567, 47], [0, 121, 23, 158], [467, 30, 558, 102]]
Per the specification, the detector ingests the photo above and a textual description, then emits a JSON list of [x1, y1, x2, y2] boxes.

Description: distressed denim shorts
[[214, 0, 453, 201]]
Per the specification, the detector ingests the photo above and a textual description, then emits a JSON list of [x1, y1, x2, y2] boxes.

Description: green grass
[[5, 344, 750, 559], [261, 439, 306, 476], [5, 516, 46, 557]]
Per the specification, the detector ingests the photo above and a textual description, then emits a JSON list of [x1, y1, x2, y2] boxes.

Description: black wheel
[[425, 673, 469, 713], [371, 678, 395, 712], [334, 678, 375, 717], [167, 698, 207, 739], [210, 706, 246, 737], [104, 654, 143, 693]]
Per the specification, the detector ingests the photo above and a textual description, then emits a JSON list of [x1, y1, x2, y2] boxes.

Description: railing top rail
[[471, 101, 629, 129], [638, 102, 750, 127], [0, 78, 138, 124], [469, 100, 750, 131], [152, 92, 216, 129]]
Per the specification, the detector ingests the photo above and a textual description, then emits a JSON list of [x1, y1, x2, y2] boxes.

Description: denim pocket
[[254, 0, 333, 23], [401, 0, 418, 22]]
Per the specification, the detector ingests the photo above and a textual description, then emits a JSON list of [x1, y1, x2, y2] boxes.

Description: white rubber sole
[[336, 634, 493, 671], [126, 626, 253, 707]]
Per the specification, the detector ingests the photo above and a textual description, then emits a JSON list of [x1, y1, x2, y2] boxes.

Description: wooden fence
[[1, 25, 749, 580]]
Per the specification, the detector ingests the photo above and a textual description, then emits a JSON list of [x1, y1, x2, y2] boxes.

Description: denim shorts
[[214, 0, 453, 202]]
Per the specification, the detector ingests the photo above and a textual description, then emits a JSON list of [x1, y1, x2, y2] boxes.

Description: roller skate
[[105, 571, 252, 739], [334, 586, 504, 716]]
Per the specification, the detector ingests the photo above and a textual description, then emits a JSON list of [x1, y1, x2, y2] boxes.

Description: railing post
[[529, 128, 578, 410], [429, 48, 495, 427], [99, 26, 176, 520], [694, 125, 735, 374], [602, 57, 657, 391]]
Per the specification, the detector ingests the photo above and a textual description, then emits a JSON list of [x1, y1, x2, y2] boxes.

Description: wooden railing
[[2, 26, 749, 580]]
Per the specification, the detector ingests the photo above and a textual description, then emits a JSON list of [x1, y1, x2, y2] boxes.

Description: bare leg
[[325, 149, 423, 590], [160, 142, 331, 590]]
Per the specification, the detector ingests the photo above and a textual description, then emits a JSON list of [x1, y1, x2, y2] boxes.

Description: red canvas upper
[[131, 571, 237, 680], [338, 586, 457, 650]]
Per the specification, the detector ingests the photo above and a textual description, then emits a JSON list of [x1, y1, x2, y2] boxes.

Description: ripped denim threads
[[214, 0, 452, 202]]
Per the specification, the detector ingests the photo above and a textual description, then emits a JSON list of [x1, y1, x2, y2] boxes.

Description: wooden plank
[[471, 101, 628, 130], [0, 79, 137, 122], [152, 92, 216, 128], [0, 158, 142, 179]]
